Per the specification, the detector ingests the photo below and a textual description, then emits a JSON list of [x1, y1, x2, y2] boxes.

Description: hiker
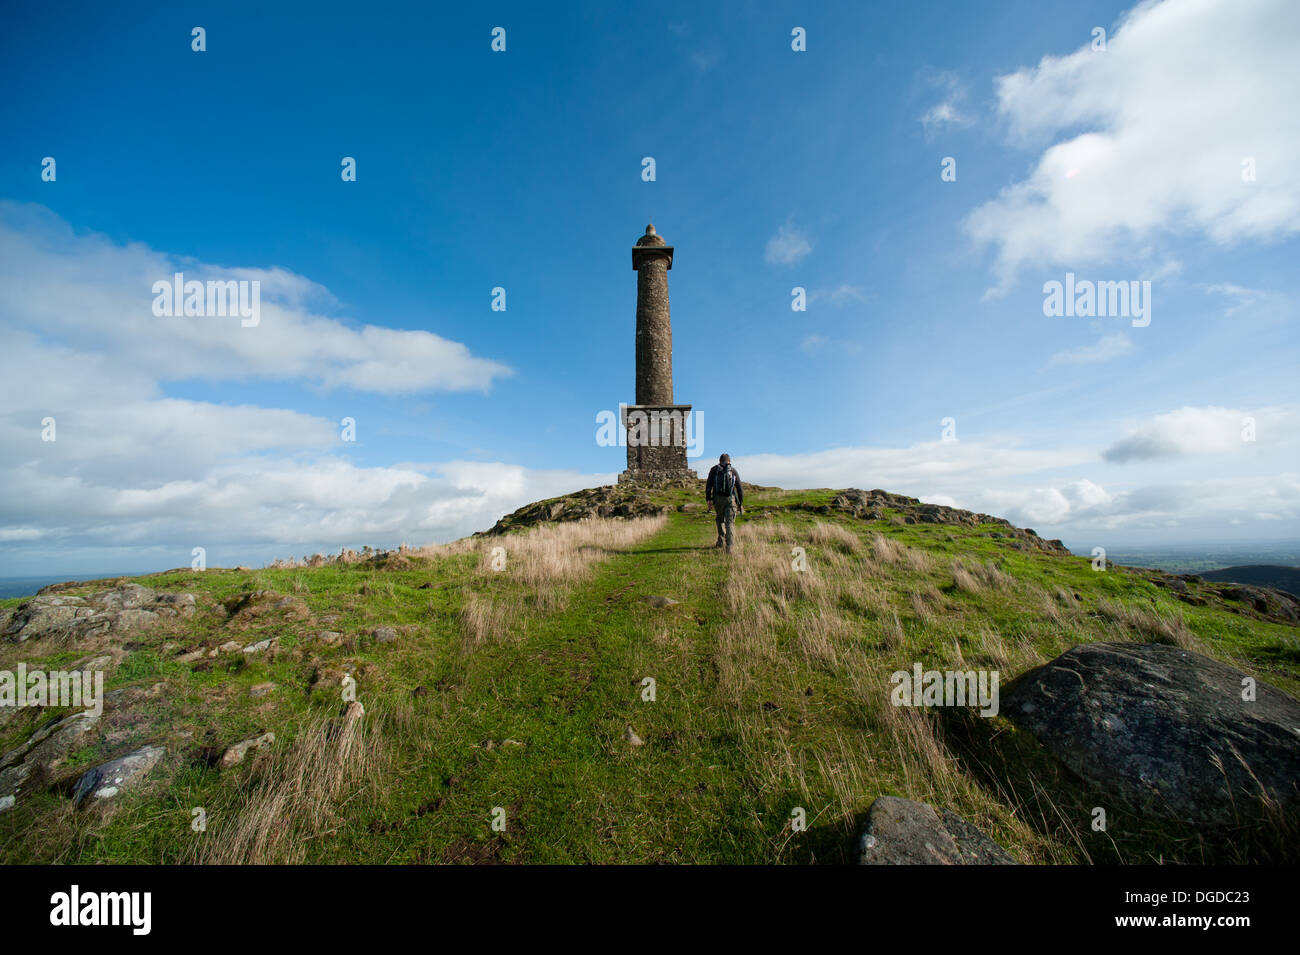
[[706, 453, 743, 552]]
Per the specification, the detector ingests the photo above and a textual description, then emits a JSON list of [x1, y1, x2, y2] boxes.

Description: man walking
[[706, 453, 743, 553]]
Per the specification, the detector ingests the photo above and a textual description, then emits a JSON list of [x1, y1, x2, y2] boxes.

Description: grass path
[[376, 511, 780, 863]]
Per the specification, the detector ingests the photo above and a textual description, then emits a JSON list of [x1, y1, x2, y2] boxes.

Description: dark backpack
[[713, 465, 736, 499]]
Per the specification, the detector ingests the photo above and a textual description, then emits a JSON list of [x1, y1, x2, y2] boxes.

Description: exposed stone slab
[[72, 744, 165, 805], [857, 796, 1015, 865], [1003, 641, 1300, 825]]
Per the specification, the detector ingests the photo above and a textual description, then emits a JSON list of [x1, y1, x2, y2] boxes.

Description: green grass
[[1, 486, 1296, 864]]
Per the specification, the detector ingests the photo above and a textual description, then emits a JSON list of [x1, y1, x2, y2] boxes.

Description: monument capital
[[632, 223, 673, 270]]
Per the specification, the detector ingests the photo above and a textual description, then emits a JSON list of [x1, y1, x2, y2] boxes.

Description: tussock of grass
[[952, 558, 1013, 594], [1097, 599, 1206, 653], [482, 515, 667, 588], [808, 521, 862, 554], [457, 515, 667, 642], [459, 593, 519, 647], [871, 532, 900, 564], [186, 703, 386, 865]]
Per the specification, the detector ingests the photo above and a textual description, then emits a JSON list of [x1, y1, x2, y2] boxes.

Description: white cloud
[[919, 72, 974, 136], [1202, 282, 1263, 316], [965, 0, 1300, 293], [1102, 405, 1290, 463], [724, 416, 1300, 542], [0, 202, 513, 395], [764, 222, 812, 266], [739, 440, 1092, 492], [810, 284, 869, 307], [979, 479, 1114, 527], [0, 204, 550, 574], [0, 455, 609, 572], [920, 101, 965, 130], [1047, 332, 1133, 366]]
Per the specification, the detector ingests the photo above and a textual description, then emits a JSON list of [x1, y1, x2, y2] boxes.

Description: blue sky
[[1, 0, 1297, 574]]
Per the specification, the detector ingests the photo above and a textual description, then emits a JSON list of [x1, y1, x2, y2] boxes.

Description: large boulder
[[2, 584, 195, 644], [1003, 642, 1300, 825], [857, 796, 1015, 864]]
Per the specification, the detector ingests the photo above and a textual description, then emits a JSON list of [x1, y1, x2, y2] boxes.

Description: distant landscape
[[1197, 565, 1300, 598], [1100, 543, 1300, 576], [0, 574, 160, 601]]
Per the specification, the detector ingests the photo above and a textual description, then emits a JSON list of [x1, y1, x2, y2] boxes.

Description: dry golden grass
[[794, 606, 855, 672], [459, 592, 519, 647], [719, 520, 1073, 863], [952, 562, 981, 594], [808, 521, 863, 554], [951, 558, 1013, 594], [1097, 599, 1206, 653], [453, 515, 667, 644], [900, 546, 934, 574], [870, 532, 900, 564], [479, 515, 667, 588], [188, 703, 384, 864], [715, 604, 782, 704]]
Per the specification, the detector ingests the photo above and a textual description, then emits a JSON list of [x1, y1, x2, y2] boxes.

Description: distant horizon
[[5, 531, 1300, 583]]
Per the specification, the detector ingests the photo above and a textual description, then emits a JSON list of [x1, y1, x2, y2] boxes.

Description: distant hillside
[[1199, 565, 1300, 598]]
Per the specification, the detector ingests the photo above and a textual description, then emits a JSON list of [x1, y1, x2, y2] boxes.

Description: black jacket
[[706, 464, 743, 506]]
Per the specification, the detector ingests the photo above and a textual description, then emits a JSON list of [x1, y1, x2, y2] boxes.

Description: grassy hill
[[2, 483, 1298, 864]]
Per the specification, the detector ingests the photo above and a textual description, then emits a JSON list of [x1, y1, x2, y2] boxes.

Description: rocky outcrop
[[1003, 642, 1300, 825], [0, 710, 104, 807], [813, 489, 1071, 555], [856, 796, 1015, 864], [1134, 571, 1300, 626], [2, 584, 196, 644], [481, 485, 679, 535], [1204, 581, 1300, 625]]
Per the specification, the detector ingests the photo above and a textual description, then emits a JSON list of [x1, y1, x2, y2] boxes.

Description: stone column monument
[[618, 224, 696, 484]]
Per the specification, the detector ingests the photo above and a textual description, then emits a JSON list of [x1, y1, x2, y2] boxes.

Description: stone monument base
[[616, 468, 700, 487], [620, 403, 697, 484]]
